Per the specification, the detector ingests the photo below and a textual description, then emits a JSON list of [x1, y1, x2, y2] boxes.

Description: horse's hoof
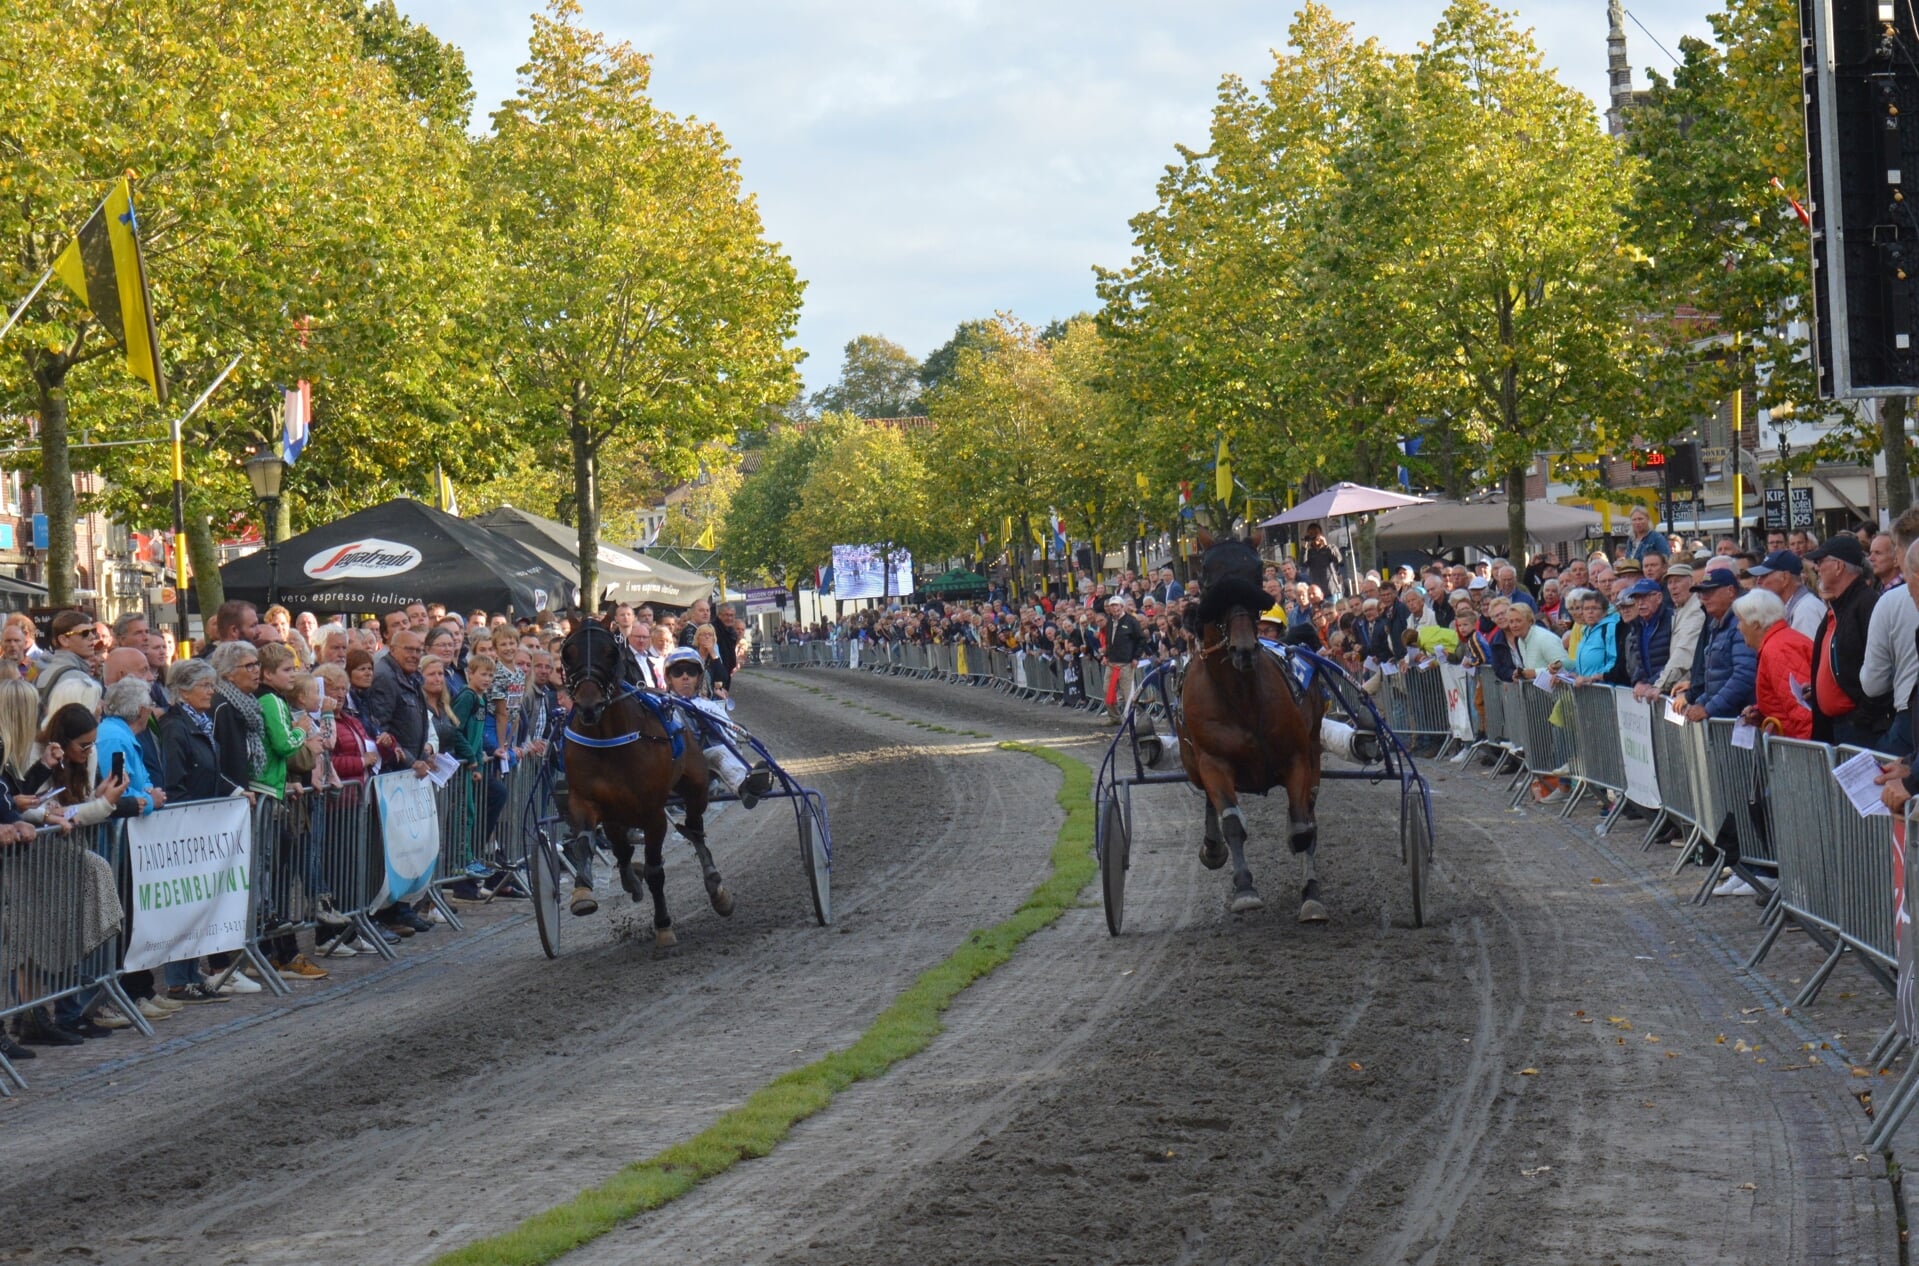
[[1229, 888, 1264, 913], [1298, 900, 1329, 924], [1200, 839, 1228, 870], [654, 927, 679, 953], [710, 886, 735, 917]]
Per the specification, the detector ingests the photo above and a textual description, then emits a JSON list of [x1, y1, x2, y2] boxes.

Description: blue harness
[[562, 680, 686, 759]]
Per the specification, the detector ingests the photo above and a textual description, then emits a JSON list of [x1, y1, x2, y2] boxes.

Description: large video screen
[[831, 543, 914, 600]]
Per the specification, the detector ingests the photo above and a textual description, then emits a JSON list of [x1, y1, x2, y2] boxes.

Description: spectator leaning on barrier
[[365, 630, 430, 774], [1807, 533, 1891, 748], [1565, 588, 1621, 685], [1877, 540, 1919, 811], [1736, 587, 1814, 741], [1861, 507, 1919, 758], [1679, 567, 1757, 722], [95, 678, 162, 816], [1626, 578, 1671, 691]]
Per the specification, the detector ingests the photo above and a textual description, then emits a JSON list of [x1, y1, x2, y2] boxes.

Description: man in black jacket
[[1370, 582, 1412, 662], [1100, 596, 1145, 725], [364, 630, 430, 771], [1808, 534, 1891, 747]]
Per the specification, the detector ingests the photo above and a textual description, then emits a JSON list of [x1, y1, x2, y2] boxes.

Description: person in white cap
[[661, 647, 773, 807]]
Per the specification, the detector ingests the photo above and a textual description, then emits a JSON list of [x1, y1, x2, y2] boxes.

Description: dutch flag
[[1050, 507, 1069, 556], [282, 381, 311, 465]]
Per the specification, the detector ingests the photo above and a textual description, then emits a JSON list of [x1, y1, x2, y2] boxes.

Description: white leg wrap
[[1319, 718, 1362, 761], [704, 745, 750, 792]]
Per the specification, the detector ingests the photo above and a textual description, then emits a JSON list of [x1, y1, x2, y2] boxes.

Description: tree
[[653, 443, 742, 550], [1362, 0, 1663, 559], [338, 0, 475, 132], [475, 1, 803, 604], [0, 0, 490, 610], [794, 421, 954, 587], [810, 335, 925, 417], [723, 417, 854, 587], [918, 319, 998, 394]]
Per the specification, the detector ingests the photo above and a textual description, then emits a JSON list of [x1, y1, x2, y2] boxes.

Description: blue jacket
[[95, 714, 156, 815], [1572, 613, 1620, 679], [1633, 604, 1672, 687], [1695, 611, 1758, 718], [1625, 530, 1671, 562]]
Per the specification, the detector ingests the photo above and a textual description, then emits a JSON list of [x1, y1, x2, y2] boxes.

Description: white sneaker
[[420, 905, 446, 925], [319, 938, 358, 958], [349, 936, 379, 955], [137, 996, 175, 1021], [218, 971, 262, 994], [1713, 874, 1757, 898], [1535, 787, 1569, 805], [92, 1006, 133, 1029]]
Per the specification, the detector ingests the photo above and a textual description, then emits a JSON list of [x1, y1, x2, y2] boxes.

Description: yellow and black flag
[[53, 178, 166, 403]]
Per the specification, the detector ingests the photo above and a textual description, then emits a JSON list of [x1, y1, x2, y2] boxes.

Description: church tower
[[1606, 0, 1634, 137]]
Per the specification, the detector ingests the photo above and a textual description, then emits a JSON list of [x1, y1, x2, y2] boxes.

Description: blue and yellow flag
[[53, 178, 165, 403]]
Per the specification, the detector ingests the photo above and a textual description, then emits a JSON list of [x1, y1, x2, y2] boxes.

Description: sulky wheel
[[1099, 790, 1129, 936], [530, 831, 566, 959], [1401, 792, 1431, 929], [799, 801, 832, 927]]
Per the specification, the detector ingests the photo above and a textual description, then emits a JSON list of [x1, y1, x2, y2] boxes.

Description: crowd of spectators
[[1, 592, 735, 1063]]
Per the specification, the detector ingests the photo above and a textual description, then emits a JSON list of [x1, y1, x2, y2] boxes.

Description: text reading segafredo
[[303, 538, 423, 580]]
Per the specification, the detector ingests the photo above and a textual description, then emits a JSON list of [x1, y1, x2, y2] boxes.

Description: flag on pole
[[1049, 507, 1069, 556], [432, 464, 457, 514], [52, 178, 166, 403], [1214, 433, 1232, 503], [697, 522, 716, 551], [281, 381, 311, 464]]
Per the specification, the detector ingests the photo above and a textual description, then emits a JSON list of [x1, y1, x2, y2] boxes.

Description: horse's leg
[[1200, 800, 1227, 870], [639, 808, 676, 951], [1196, 754, 1260, 912], [1286, 754, 1327, 924], [610, 817, 644, 903], [678, 776, 733, 917]]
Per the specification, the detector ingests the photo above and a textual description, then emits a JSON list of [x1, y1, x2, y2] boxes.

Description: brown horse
[[559, 620, 733, 952], [1176, 532, 1329, 921]]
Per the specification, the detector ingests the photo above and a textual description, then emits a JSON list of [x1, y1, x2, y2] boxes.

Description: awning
[[470, 505, 713, 609], [1372, 496, 1604, 548], [219, 499, 573, 616]]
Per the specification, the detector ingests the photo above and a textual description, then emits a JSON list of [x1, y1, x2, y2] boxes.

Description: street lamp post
[[243, 448, 287, 607]]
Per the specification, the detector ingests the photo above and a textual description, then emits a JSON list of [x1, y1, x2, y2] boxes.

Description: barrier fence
[[770, 638, 1919, 1149], [0, 754, 552, 1095]]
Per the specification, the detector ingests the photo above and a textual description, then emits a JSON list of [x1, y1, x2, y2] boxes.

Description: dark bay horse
[[560, 620, 733, 952], [1176, 532, 1329, 922]]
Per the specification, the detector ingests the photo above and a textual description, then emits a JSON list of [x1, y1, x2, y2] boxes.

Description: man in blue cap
[[1679, 566, 1756, 722], [1747, 548, 1823, 641], [1626, 578, 1671, 690]]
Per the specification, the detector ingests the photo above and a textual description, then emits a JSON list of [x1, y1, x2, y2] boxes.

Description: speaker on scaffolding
[[1802, 0, 1919, 396]]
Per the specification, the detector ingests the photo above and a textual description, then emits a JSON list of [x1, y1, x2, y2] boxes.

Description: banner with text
[[1614, 688, 1663, 810], [1440, 663, 1476, 742], [373, 771, 441, 907], [123, 797, 253, 972]]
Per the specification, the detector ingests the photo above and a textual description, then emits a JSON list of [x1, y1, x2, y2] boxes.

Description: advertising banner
[[1614, 688, 1663, 810], [123, 797, 253, 972], [373, 771, 441, 907], [1439, 663, 1476, 742]]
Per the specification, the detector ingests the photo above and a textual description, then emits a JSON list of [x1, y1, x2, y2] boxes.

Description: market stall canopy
[[470, 505, 712, 609], [219, 499, 572, 616], [1259, 483, 1429, 528], [1371, 496, 1604, 548], [922, 567, 988, 596]]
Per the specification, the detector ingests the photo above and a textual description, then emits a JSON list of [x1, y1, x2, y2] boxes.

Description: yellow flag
[[53, 178, 165, 402], [1135, 471, 1151, 495], [697, 522, 716, 550], [1215, 433, 1232, 502], [1001, 515, 1014, 547]]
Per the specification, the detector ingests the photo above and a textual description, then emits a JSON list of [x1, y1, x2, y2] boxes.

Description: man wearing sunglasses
[[661, 647, 772, 808]]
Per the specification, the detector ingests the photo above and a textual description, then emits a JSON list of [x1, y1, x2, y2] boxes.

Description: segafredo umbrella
[[218, 499, 573, 616]]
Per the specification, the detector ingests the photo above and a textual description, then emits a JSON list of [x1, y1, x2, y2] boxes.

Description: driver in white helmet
[[661, 646, 774, 807]]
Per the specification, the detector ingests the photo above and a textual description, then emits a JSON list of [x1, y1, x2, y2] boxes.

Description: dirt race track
[[0, 664, 1910, 1265]]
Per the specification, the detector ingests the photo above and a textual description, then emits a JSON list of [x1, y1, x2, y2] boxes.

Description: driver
[[661, 647, 774, 807], [1256, 606, 1379, 764]]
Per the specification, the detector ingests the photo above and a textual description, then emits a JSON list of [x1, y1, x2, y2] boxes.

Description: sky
[[397, 0, 1720, 390]]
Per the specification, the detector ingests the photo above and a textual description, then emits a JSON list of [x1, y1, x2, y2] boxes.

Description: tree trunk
[[185, 502, 224, 628], [1505, 464, 1529, 565], [1883, 396, 1912, 519], [571, 406, 600, 612], [33, 359, 75, 608]]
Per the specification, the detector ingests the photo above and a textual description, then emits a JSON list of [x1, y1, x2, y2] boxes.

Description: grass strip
[[431, 740, 1094, 1266]]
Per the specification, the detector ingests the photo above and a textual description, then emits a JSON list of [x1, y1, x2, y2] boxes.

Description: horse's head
[[1187, 532, 1266, 675], [561, 621, 626, 725]]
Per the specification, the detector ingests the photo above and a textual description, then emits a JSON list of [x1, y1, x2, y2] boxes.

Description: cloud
[[398, 0, 1718, 382]]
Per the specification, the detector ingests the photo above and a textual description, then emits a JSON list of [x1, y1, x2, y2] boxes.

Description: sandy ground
[[1, 664, 1907, 1265]]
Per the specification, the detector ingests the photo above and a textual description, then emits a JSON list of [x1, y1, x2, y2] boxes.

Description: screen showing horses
[[830, 544, 913, 600]]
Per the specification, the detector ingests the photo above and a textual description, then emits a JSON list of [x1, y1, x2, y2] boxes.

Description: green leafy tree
[[810, 334, 925, 418], [918, 319, 998, 394], [794, 421, 954, 589], [475, 0, 803, 604], [722, 417, 853, 588], [0, 0, 489, 610]]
